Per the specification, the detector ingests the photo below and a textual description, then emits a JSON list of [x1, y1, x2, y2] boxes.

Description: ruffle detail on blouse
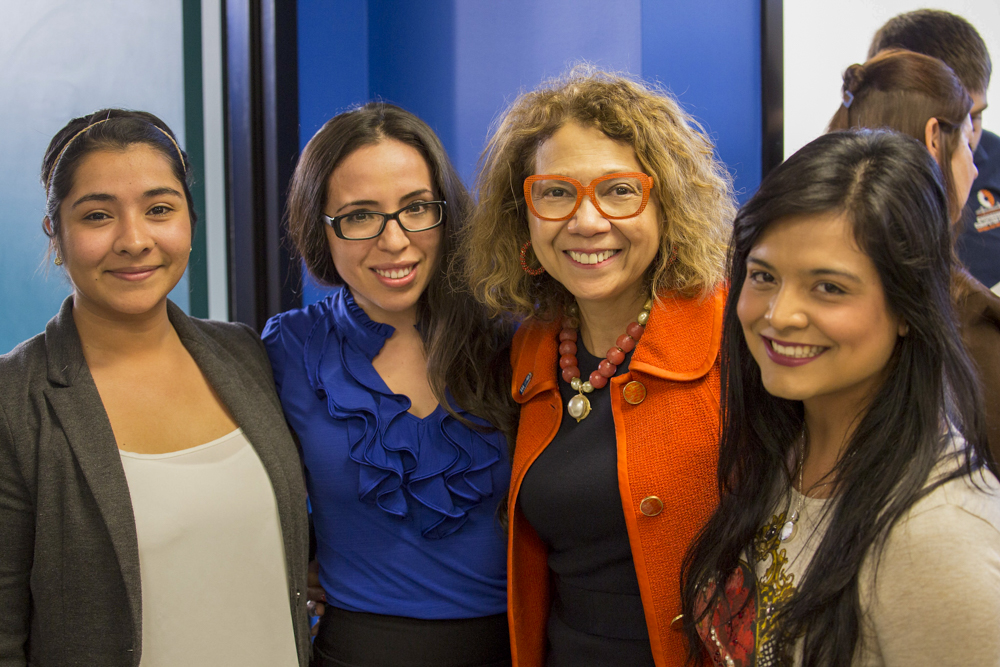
[[303, 288, 502, 539]]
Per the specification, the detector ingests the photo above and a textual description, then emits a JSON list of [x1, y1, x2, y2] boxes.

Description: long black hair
[[682, 129, 991, 665]]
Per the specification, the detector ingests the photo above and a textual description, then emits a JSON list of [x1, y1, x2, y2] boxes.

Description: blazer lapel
[[168, 305, 296, 543], [43, 298, 143, 647]]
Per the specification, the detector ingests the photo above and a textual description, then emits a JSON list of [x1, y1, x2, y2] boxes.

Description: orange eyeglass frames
[[523, 172, 654, 221]]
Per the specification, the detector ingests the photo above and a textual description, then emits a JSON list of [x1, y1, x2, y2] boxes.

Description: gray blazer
[[0, 298, 310, 667]]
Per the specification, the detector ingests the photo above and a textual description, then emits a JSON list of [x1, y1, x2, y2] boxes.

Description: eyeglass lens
[[529, 176, 647, 219], [338, 202, 443, 239]]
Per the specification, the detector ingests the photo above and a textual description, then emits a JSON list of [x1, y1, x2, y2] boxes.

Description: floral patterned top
[[694, 446, 1000, 666], [695, 488, 830, 667]]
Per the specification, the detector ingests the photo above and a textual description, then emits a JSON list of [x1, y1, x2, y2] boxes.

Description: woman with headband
[[827, 49, 1000, 466], [0, 109, 309, 666]]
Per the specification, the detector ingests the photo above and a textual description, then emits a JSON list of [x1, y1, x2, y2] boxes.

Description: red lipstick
[[761, 336, 827, 367]]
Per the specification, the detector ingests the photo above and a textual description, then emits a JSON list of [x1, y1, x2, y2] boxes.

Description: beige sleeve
[[861, 502, 1000, 666]]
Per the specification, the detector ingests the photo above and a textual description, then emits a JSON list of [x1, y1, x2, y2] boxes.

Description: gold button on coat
[[639, 496, 663, 517], [622, 380, 646, 405]]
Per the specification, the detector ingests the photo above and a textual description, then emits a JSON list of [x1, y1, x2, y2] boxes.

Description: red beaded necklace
[[558, 298, 653, 422]]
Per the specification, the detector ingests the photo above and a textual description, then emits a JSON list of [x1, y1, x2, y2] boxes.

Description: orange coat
[[507, 288, 725, 667]]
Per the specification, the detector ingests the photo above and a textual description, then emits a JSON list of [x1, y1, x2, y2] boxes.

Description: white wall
[[784, 0, 1000, 158], [201, 0, 229, 321], [0, 0, 187, 354]]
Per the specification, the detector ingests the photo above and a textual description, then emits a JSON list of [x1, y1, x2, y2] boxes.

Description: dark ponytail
[[826, 49, 972, 221]]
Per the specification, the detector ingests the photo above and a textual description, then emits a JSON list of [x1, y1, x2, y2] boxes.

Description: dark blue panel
[[298, 0, 370, 305], [298, 0, 369, 150], [641, 0, 762, 203], [452, 0, 642, 186], [368, 0, 457, 157], [225, 0, 259, 324], [297, 0, 764, 307]]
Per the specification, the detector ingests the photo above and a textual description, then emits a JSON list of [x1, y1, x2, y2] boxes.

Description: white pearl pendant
[[779, 521, 796, 542], [780, 509, 799, 542], [567, 392, 591, 422]]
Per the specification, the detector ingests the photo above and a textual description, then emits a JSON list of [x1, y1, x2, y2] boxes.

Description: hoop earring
[[520, 241, 546, 276], [666, 245, 677, 267]]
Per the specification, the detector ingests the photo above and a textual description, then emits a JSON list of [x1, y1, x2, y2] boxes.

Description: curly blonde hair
[[461, 67, 735, 320]]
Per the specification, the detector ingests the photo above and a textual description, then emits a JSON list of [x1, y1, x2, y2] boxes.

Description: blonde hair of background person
[[828, 49, 975, 221], [867, 8, 991, 151]]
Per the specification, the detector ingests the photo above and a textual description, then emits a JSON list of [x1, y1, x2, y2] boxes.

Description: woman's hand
[[306, 559, 327, 636]]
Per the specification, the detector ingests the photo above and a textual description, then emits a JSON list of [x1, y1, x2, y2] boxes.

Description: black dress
[[518, 342, 655, 667]]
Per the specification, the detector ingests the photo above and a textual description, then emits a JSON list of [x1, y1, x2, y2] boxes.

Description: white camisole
[[119, 429, 298, 667]]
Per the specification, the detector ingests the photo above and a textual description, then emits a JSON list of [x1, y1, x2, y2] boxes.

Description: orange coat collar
[[510, 287, 726, 403], [506, 285, 726, 667]]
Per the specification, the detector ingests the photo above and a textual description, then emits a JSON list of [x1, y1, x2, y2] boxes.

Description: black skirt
[[311, 606, 511, 667]]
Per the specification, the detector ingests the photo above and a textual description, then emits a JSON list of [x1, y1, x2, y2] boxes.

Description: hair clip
[[843, 90, 855, 109]]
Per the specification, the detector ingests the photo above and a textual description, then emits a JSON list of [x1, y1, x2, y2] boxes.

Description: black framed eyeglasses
[[323, 200, 447, 240]]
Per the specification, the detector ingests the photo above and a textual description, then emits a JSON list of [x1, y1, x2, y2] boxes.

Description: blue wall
[[297, 0, 761, 305], [450, 1, 643, 186], [298, 0, 369, 143], [642, 0, 762, 201]]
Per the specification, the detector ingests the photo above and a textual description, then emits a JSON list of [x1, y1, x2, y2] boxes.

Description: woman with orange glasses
[[462, 69, 735, 667]]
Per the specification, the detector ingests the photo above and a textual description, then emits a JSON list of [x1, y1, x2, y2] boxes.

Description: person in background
[[683, 128, 1000, 667], [262, 103, 515, 667], [869, 9, 999, 295], [462, 68, 735, 667], [0, 109, 310, 666], [827, 48, 1000, 468]]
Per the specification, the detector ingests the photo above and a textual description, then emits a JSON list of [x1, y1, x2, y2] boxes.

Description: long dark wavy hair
[[682, 129, 991, 665], [286, 102, 517, 441]]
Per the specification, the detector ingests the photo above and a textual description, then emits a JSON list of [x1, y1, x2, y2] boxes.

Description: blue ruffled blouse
[[262, 287, 509, 619]]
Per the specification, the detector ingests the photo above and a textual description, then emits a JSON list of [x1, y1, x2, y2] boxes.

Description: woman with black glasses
[[262, 103, 516, 667]]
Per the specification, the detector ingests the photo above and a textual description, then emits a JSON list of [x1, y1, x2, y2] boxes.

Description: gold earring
[[54, 255, 63, 266]]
